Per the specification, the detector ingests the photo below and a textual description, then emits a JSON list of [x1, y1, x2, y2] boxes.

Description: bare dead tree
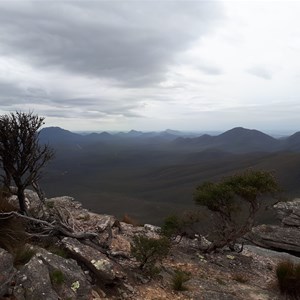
[[0, 112, 54, 213]]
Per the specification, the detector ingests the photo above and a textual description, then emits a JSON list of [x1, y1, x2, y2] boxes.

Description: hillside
[[39, 126, 300, 224]]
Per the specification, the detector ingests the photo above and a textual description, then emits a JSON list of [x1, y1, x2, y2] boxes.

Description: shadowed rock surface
[[0, 249, 15, 298], [247, 198, 300, 254], [61, 237, 124, 283]]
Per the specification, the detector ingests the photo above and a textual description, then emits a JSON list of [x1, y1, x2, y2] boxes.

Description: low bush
[[171, 269, 190, 291], [161, 211, 202, 240], [276, 260, 300, 298], [131, 235, 170, 270], [161, 215, 182, 238]]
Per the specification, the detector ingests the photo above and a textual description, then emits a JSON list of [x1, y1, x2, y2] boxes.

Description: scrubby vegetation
[[171, 269, 190, 291], [276, 260, 300, 298], [161, 211, 202, 240], [131, 235, 170, 271], [194, 169, 279, 252]]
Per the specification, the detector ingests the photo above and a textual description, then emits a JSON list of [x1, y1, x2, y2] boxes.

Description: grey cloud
[[0, 1, 223, 86], [197, 64, 223, 75], [34, 94, 143, 119], [247, 66, 273, 80], [0, 81, 44, 107], [0, 81, 24, 102]]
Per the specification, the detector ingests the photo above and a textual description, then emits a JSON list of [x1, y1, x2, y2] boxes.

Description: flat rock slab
[[244, 245, 300, 264], [61, 237, 125, 283], [247, 224, 300, 253]]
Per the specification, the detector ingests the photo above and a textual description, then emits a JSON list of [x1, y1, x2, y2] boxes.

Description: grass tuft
[[171, 269, 190, 291], [276, 260, 300, 298]]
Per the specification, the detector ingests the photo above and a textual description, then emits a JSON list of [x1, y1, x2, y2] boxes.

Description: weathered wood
[[0, 211, 98, 239]]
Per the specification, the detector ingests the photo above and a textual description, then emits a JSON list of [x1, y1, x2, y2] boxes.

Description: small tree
[[131, 235, 170, 270], [194, 169, 278, 252], [0, 112, 54, 213]]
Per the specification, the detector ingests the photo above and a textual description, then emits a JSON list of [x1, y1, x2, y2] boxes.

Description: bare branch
[[0, 112, 54, 213], [0, 211, 98, 239]]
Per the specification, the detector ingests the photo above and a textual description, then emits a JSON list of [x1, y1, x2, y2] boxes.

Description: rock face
[[248, 225, 300, 253], [61, 237, 125, 282], [247, 198, 300, 253], [274, 198, 300, 227], [14, 255, 59, 300], [14, 248, 92, 300], [0, 248, 15, 297]]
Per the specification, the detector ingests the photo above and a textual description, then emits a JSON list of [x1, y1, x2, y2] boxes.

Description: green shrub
[[50, 269, 65, 285], [161, 215, 182, 238], [161, 211, 202, 239], [276, 260, 300, 298], [131, 235, 170, 270], [171, 269, 190, 291]]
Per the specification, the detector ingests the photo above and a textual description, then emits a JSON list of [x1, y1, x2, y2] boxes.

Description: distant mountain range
[[39, 126, 300, 153]]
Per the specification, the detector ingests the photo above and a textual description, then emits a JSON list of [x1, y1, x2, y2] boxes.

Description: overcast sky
[[0, 0, 300, 132]]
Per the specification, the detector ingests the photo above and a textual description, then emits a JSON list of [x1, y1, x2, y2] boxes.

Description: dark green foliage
[[276, 260, 300, 298], [50, 269, 65, 285], [161, 211, 202, 239], [194, 169, 279, 252], [131, 235, 170, 270], [171, 269, 190, 291], [161, 215, 183, 238]]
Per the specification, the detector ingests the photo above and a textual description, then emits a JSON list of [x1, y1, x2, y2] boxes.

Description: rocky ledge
[[247, 198, 300, 254], [1, 191, 300, 299]]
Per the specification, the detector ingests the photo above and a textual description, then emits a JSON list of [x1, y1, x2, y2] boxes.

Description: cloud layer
[[0, 1, 299, 132]]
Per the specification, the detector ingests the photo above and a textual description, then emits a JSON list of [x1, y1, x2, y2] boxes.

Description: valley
[[40, 127, 300, 224]]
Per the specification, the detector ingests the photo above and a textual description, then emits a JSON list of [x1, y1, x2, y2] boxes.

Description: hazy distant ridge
[[40, 126, 298, 153]]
